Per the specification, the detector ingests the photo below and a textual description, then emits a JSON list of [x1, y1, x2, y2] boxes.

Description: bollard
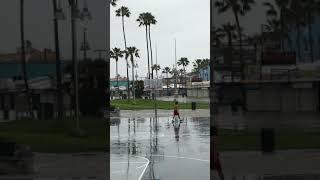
[[261, 128, 275, 153], [191, 102, 196, 110]]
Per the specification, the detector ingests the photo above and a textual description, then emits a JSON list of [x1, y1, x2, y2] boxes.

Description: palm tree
[[53, 0, 64, 120], [151, 64, 161, 77], [162, 67, 171, 95], [20, 0, 31, 117], [192, 59, 203, 74], [217, 23, 238, 48], [110, 0, 118, 6], [116, 6, 131, 99], [146, 12, 157, 79], [137, 13, 151, 79], [125, 47, 140, 100], [215, 0, 255, 79], [110, 47, 124, 97], [263, 0, 290, 52], [177, 57, 190, 91], [211, 26, 224, 47]]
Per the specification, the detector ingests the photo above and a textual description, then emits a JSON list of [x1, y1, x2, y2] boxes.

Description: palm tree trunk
[[166, 73, 169, 96], [131, 58, 135, 100], [184, 66, 187, 96], [233, 11, 246, 112], [20, 0, 31, 118], [308, 12, 314, 62], [116, 60, 120, 98], [53, 0, 63, 120], [148, 25, 154, 79], [126, 57, 130, 100], [234, 12, 243, 78], [121, 15, 130, 100], [228, 32, 232, 48], [122, 16, 127, 48], [145, 25, 151, 79], [280, 9, 284, 52], [71, 1, 80, 126]]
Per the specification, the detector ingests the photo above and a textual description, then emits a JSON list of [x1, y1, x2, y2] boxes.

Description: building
[[0, 49, 71, 121], [110, 77, 132, 99]]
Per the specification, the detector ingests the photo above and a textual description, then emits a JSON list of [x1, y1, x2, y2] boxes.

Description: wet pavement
[[110, 116, 210, 180]]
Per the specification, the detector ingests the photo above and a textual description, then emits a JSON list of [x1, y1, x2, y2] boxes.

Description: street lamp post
[[80, 0, 92, 61], [68, 0, 81, 130]]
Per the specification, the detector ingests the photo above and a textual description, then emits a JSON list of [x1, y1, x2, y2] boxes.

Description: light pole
[[53, 0, 65, 120], [174, 38, 178, 102], [80, 0, 92, 61]]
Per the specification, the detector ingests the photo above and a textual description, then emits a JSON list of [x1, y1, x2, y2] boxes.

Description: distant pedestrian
[[173, 101, 180, 120], [212, 126, 224, 180]]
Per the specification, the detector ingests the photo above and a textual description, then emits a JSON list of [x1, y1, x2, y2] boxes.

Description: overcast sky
[[110, 0, 210, 79], [0, 0, 270, 79]]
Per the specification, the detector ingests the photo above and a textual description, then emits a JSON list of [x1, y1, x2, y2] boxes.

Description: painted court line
[[133, 156, 150, 180], [151, 154, 209, 162]]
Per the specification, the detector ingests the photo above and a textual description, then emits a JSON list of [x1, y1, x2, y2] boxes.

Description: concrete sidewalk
[[0, 152, 107, 179], [219, 149, 320, 175]]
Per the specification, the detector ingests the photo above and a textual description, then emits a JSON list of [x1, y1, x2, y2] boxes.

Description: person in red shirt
[[212, 126, 224, 180], [173, 101, 180, 119]]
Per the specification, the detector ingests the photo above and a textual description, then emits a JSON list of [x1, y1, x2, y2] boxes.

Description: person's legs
[[217, 159, 224, 180]]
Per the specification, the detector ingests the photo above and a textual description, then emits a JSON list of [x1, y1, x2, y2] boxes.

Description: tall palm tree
[[110, 47, 124, 97], [146, 12, 157, 79], [125, 47, 140, 100], [116, 6, 131, 99], [20, 0, 31, 117], [137, 13, 151, 79], [177, 57, 190, 90], [53, 0, 64, 120], [162, 67, 171, 95], [215, 0, 255, 79]]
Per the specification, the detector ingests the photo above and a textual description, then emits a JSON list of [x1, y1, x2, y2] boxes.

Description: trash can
[[261, 128, 275, 153], [191, 102, 196, 110]]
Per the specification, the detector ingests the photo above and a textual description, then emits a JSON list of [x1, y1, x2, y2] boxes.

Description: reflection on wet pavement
[[110, 117, 210, 180]]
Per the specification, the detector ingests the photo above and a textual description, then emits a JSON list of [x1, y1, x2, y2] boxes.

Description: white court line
[[112, 161, 148, 164], [151, 154, 209, 162], [133, 156, 150, 180]]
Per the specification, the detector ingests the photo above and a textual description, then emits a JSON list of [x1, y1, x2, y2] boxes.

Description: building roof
[[0, 48, 57, 63]]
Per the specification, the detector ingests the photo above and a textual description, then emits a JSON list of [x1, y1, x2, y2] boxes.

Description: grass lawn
[[218, 129, 320, 151], [0, 117, 106, 153], [111, 99, 209, 110]]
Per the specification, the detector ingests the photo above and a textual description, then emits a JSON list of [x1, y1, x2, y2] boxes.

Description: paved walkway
[[218, 149, 320, 175], [119, 109, 210, 118], [1, 153, 107, 179]]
